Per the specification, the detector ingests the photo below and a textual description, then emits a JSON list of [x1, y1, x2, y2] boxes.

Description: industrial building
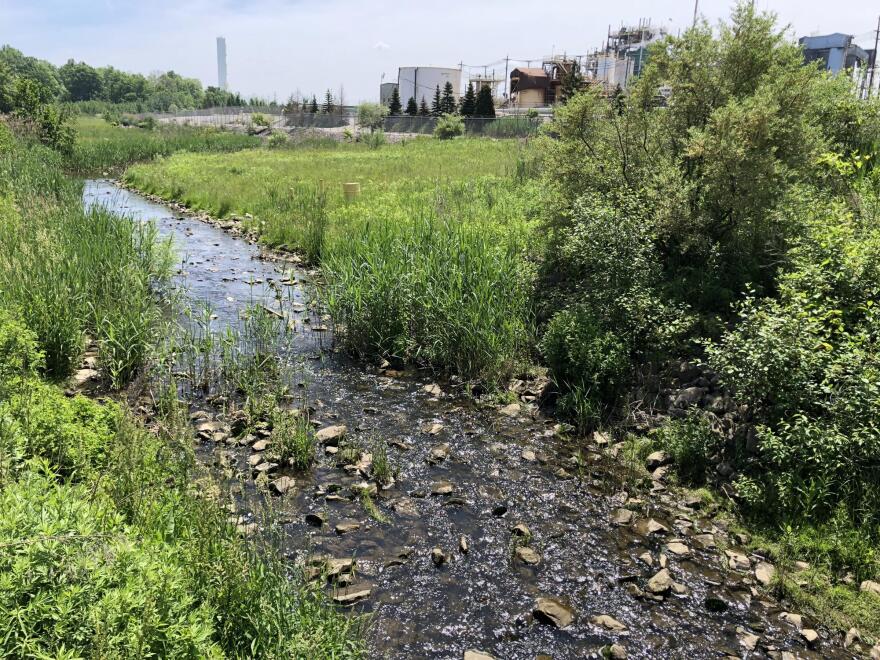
[[585, 20, 667, 91], [509, 59, 578, 108], [397, 66, 461, 106], [799, 33, 875, 97], [379, 82, 398, 106]]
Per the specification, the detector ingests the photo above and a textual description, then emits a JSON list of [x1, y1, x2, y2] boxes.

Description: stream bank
[[84, 179, 854, 660]]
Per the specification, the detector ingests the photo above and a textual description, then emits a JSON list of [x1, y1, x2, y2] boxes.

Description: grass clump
[[271, 410, 316, 470]]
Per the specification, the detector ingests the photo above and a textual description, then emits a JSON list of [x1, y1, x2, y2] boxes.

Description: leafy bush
[[251, 112, 272, 128], [651, 413, 719, 485], [267, 130, 290, 148], [433, 113, 464, 140], [357, 102, 389, 133]]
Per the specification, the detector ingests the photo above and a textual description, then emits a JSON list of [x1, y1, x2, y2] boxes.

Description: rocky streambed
[[83, 180, 857, 660]]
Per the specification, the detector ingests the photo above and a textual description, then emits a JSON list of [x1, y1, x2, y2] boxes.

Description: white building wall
[[397, 67, 461, 105]]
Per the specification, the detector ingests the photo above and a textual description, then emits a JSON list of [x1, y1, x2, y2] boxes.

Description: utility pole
[[693, 0, 699, 27], [504, 55, 509, 101], [870, 15, 880, 97]]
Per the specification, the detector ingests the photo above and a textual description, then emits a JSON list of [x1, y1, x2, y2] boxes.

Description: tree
[[309, 95, 319, 113], [441, 81, 457, 114], [559, 60, 584, 103], [388, 86, 402, 115], [459, 82, 476, 116], [321, 89, 335, 114], [474, 85, 495, 117], [59, 59, 102, 101], [0, 46, 63, 102], [419, 97, 430, 116], [433, 113, 464, 139], [405, 96, 418, 116], [357, 102, 389, 133], [431, 85, 442, 116]]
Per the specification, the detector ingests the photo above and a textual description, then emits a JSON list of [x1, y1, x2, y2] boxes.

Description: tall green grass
[[0, 314, 364, 658], [125, 139, 538, 383], [0, 132, 172, 385], [67, 116, 260, 174]]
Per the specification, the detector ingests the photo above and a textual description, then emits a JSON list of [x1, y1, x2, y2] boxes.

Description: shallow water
[[84, 180, 834, 659]]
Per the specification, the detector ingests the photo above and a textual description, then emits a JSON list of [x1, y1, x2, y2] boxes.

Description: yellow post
[[342, 182, 361, 202]]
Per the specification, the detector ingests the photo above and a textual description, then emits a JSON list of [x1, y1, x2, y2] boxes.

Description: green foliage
[[405, 96, 418, 116], [250, 112, 272, 128], [441, 82, 457, 115], [460, 83, 477, 117], [321, 89, 335, 114], [67, 116, 260, 174], [474, 85, 495, 118], [269, 410, 315, 470], [433, 113, 464, 140], [58, 59, 103, 101], [0, 139, 171, 382], [388, 86, 402, 115], [357, 102, 389, 133], [419, 97, 430, 116], [651, 413, 719, 485], [267, 130, 290, 148]]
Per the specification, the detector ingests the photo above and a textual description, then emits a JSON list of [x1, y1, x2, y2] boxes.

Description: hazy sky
[[2, 0, 878, 102]]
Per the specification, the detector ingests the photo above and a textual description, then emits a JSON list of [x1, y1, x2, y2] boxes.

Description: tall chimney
[[216, 36, 228, 90]]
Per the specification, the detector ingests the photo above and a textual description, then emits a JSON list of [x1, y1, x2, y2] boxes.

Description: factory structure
[[216, 36, 228, 90], [377, 19, 878, 112]]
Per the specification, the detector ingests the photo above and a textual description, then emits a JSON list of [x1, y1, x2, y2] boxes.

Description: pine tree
[[388, 86, 402, 115], [560, 61, 584, 103], [405, 96, 418, 116], [431, 85, 441, 116], [459, 82, 477, 116], [309, 95, 319, 113], [441, 81, 456, 114], [419, 97, 430, 116], [474, 85, 495, 117], [321, 89, 335, 114]]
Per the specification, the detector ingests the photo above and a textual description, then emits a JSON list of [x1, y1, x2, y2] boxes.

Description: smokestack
[[216, 36, 228, 90]]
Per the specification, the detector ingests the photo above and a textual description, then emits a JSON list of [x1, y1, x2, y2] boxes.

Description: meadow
[[67, 115, 261, 174], [126, 138, 540, 384]]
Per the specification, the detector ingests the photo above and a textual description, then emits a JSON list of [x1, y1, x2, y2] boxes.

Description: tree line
[[387, 81, 495, 118]]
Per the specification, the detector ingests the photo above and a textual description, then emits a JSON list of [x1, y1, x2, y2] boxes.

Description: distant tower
[[216, 37, 228, 90]]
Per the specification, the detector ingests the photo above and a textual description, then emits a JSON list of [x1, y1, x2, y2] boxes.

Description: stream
[[83, 180, 837, 660]]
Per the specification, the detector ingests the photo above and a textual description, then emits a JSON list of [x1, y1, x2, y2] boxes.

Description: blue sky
[[2, 0, 877, 102]]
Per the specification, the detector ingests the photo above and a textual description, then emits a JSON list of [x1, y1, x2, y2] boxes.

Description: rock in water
[[431, 547, 448, 566], [592, 614, 627, 632], [464, 652, 495, 660], [515, 546, 541, 565], [754, 561, 776, 587], [316, 424, 347, 445], [533, 597, 576, 628], [270, 476, 295, 495], [647, 568, 673, 594]]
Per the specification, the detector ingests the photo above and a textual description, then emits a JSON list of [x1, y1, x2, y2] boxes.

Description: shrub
[[651, 413, 719, 485], [269, 410, 315, 470], [251, 112, 272, 128], [267, 130, 290, 148], [433, 113, 463, 140], [357, 102, 389, 133]]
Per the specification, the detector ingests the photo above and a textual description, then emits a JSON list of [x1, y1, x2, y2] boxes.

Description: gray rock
[[335, 520, 361, 535], [431, 547, 448, 566], [429, 443, 450, 462], [270, 476, 295, 495], [612, 508, 634, 526], [755, 561, 776, 587], [431, 481, 454, 496], [860, 580, 880, 596], [463, 652, 495, 660]]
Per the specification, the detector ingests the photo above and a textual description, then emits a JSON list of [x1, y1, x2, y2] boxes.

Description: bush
[[651, 413, 719, 485], [433, 113, 463, 140], [251, 112, 272, 128], [267, 130, 290, 148]]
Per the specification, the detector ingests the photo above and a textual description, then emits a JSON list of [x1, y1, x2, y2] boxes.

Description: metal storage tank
[[379, 82, 398, 106], [397, 67, 461, 106]]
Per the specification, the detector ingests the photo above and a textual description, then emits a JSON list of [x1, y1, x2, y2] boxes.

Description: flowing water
[[84, 180, 836, 660]]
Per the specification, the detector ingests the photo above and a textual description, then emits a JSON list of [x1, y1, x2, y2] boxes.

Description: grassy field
[[126, 138, 539, 383], [67, 116, 261, 174]]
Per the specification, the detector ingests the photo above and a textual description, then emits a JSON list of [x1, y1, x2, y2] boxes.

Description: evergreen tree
[[431, 85, 441, 116], [321, 89, 335, 114], [388, 86, 402, 115], [309, 95, 318, 113], [405, 96, 418, 116], [441, 81, 456, 114], [459, 82, 476, 116], [474, 85, 495, 117], [559, 61, 584, 103], [419, 97, 430, 116]]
